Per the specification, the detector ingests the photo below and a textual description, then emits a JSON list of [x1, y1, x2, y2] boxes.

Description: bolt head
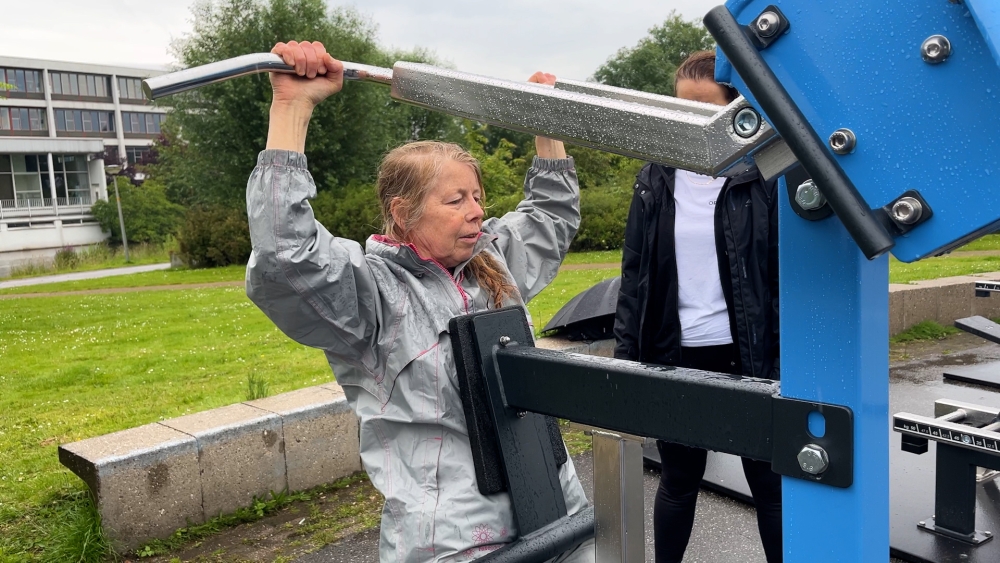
[[795, 180, 827, 211], [499, 336, 511, 346], [756, 11, 781, 37], [828, 128, 857, 155], [733, 107, 761, 138], [892, 197, 923, 225], [922, 35, 952, 64], [797, 444, 830, 475]]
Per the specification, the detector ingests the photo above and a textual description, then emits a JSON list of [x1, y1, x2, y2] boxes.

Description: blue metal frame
[[777, 182, 889, 560], [712, 0, 1000, 559]]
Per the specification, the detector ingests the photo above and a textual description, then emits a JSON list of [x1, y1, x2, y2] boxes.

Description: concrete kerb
[[58, 382, 361, 552]]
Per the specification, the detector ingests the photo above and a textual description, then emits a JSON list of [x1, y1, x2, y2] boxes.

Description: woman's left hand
[[528, 71, 567, 159]]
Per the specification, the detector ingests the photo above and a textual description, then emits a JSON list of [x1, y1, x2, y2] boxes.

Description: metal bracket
[[975, 281, 1000, 298], [772, 397, 854, 487], [876, 190, 934, 236], [747, 5, 792, 49]]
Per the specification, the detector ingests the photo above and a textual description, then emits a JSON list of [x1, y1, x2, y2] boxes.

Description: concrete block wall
[[59, 382, 360, 552], [889, 271, 1000, 335]]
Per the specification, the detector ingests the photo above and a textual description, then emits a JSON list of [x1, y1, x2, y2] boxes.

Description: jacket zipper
[[723, 187, 756, 378]]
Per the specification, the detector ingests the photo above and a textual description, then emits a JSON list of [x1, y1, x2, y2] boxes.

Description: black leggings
[[653, 344, 783, 563]]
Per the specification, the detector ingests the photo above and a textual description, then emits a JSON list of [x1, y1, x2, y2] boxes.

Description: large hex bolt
[[795, 180, 827, 211], [797, 444, 830, 475]]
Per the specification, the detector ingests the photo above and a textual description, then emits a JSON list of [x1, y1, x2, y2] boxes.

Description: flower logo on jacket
[[472, 524, 495, 544]]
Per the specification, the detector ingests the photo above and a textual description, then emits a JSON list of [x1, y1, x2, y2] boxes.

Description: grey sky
[[1, 0, 719, 79]]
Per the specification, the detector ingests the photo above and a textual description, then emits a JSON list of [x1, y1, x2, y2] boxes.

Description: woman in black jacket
[[613, 51, 782, 563]]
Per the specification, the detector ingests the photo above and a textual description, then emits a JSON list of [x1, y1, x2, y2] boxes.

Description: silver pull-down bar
[[143, 53, 795, 178]]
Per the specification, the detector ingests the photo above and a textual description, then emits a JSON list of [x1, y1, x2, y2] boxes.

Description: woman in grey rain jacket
[[245, 41, 592, 563]]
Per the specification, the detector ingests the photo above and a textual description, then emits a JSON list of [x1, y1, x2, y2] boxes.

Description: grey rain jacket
[[246, 150, 592, 563]]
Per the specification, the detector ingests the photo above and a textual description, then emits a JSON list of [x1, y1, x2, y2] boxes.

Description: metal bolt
[[516, 411, 527, 418], [755, 11, 781, 37], [733, 107, 761, 138], [797, 444, 830, 475], [795, 180, 827, 211], [919, 521, 926, 526], [892, 197, 924, 225], [828, 128, 857, 155], [499, 336, 511, 347], [986, 531, 993, 537], [921, 35, 952, 64]]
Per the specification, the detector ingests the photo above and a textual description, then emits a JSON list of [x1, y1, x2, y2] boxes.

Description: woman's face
[[404, 159, 485, 269], [676, 78, 731, 106]]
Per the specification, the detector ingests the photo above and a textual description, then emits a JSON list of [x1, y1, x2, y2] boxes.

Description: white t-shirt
[[673, 170, 733, 347]]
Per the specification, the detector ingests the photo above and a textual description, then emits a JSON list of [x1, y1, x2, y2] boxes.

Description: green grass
[[890, 320, 961, 344], [560, 250, 622, 265], [0, 287, 332, 561], [889, 255, 1000, 284], [0, 266, 246, 296], [956, 233, 1000, 252], [527, 268, 620, 335]]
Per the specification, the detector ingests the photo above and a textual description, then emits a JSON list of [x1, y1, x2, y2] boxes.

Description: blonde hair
[[376, 141, 518, 308]]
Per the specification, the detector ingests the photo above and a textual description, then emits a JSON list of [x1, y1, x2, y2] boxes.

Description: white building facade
[[0, 56, 167, 276]]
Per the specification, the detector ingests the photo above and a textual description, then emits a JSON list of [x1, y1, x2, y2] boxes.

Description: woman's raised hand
[[270, 41, 344, 110], [527, 71, 566, 159]]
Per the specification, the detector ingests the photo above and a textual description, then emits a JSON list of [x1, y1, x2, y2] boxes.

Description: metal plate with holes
[[717, 0, 1000, 262], [771, 397, 854, 488]]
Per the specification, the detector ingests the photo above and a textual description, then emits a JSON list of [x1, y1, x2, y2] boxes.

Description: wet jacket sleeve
[[614, 182, 645, 361], [484, 156, 581, 303], [245, 149, 379, 364]]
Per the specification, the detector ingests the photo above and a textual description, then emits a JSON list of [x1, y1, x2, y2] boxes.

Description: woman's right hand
[[270, 41, 344, 110]]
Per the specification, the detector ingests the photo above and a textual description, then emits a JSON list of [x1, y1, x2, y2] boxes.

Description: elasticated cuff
[[256, 149, 308, 168], [531, 156, 575, 171]]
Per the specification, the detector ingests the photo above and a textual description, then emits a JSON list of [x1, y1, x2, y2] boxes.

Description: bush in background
[[312, 181, 382, 245], [91, 178, 184, 245], [177, 205, 251, 267]]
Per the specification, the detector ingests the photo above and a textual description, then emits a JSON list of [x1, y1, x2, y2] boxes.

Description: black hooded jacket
[[613, 163, 779, 380]]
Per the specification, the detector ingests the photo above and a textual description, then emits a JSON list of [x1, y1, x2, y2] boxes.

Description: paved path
[[0, 262, 171, 289]]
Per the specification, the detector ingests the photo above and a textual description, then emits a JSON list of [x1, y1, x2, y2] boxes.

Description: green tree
[[151, 0, 460, 208], [593, 12, 714, 96], [91, 177, 184, 244]]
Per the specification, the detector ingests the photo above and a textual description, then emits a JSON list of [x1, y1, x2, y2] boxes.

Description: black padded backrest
[[450, 309, 567, 496]]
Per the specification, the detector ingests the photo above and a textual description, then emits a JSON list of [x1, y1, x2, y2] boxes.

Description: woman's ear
[[389, 197, 408, 234]]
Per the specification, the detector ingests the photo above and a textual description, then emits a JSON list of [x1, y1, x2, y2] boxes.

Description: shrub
[[91, 177, 184, 245], [177, 205, 251, 267], [53, 247, 80, 270], [570, 185, 632, 251], [312, 181, 382, 245]]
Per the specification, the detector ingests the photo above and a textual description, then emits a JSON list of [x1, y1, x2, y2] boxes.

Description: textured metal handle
[[705, 6, 895, 260], [142, 53, 392, 100]]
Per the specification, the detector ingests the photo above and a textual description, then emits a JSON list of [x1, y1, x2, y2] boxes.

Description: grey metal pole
[[112, 177, 130, 263]]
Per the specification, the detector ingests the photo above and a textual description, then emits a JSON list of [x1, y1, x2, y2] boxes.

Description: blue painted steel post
[[778, 185, 889, 561]]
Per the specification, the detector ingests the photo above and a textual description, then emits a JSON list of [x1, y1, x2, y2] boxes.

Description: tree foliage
[[91, 178, 184, 245], [151, 0, 460, 208], [593, 12, 715, 96]]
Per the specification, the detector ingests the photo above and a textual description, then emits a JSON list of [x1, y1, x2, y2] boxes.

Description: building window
[[122, 112, 166, 134], [118, 77, 145, 100], [0, 68, 42, 94], [126, 146, 151, 165], [49, 71, 111, 98], [0, 107, 47, 132], [54, 110, 113, 134], [0, 154, 93, 206]]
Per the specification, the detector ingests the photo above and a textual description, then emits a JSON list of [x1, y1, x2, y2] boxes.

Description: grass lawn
[[0, 266, 246, 296], [889, 255, 1000, 284], [0, 287, 331, 561]]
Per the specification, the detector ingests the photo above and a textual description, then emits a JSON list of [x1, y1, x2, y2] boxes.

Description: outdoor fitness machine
[[144, 0, 1000, 560]]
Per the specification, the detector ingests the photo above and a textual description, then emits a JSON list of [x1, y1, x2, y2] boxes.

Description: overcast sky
[[0, 0, 720, 80]]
